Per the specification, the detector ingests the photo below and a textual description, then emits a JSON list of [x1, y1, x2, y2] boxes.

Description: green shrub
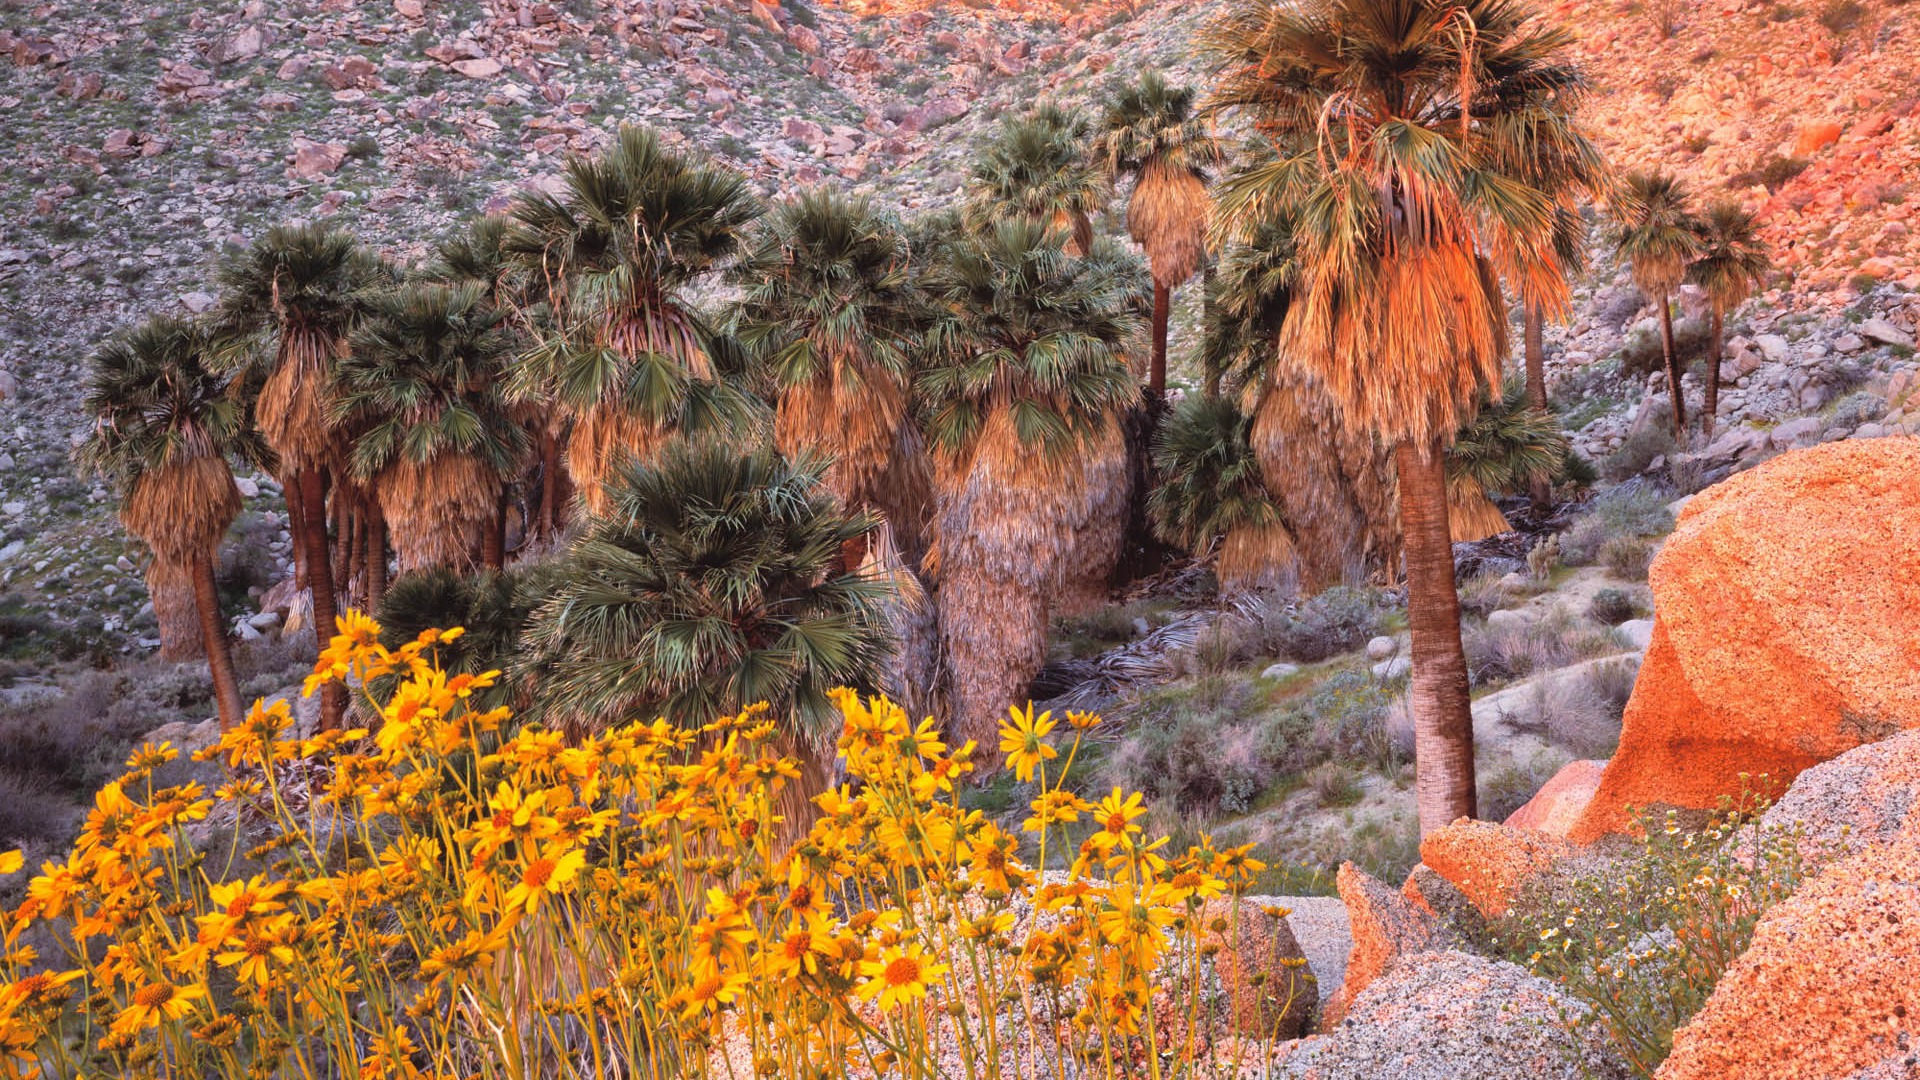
[[1620, 318, 1711, 378], [1828, 389, 1886, 429], [1729, 153, 1809, 191], [1308, 761, 1364, 807], [1102, 704, 1280, 816], [1587, 587, 1641, 626], [1300, 669, 1404, 775], [1464, 608, 1619, 687], [1601, 535, 1655, 580], [1260, 585, 1392, 663], [1493, 798, 1807, 1078], [1602, 420, 1679, 482], [1561, 485, 1676, 564]]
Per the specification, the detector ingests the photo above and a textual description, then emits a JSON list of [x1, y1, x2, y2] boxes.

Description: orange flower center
[[522, 858, 557, 890], [1104, 813, 1127, 832], [883, 955, 923, 988], [226, 891, 258, 918], [132, 983, 176, 1009], [788, 884, 813, 909]]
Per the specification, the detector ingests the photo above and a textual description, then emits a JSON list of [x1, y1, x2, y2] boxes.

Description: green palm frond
[[1685, 200, 1771, 315], [1446, 376, 1569, 497], [1610, 170, 1701, 296], [1147, 394, 1281, 554], [963, 106, 1110, 251], [1096, 71, 1224, 180], [516, 437, 894, 746], [78, 316, 258, 493], [210, 224, 382, 367]]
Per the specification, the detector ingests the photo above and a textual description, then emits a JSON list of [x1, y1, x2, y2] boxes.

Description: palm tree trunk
[[1658, 294, 1687, 437], [348, 499, 366, 611], [539, 430, 560, 539], [1524, 302, 1553, 509], [151, 568, 205, 662], [1396, 438, 1478, 834], [1703, 309, 1724, 439], [1149, 280, 1171, 400], [191, 552, 244, 731], [298, 467, 346, 730], [1202, 262, 1222, 400], [366, 498, 387, 614], [482, 493, 506, 570], [284, 470, 309, 591], [330, 481, 353, 607]]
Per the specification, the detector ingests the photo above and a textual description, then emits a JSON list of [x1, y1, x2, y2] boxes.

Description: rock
[[1792, 120, 1844, 155], [1861, 317, 1916, 348], [1856, 423, 1888, 439], [1768, 415, 1824, 449], [1325, 863, 1447, 1026], [1280, 951, 1631, 1079], [1261, 662, 1301, 680], [247, 610, 282, 632], [289, 137, 348, 180], [156, 62, 212, 94], [180, 291, 216, 314], [1759, 731, 1920, 871], [208, 25, 269, 64], [234, 476, 259, 498], [1399, 864, 1487, 938], [1613, 617, 1654, 651], [1369, 655, 1410, 681], [1755, 333, 1792, 364], [1656, 841, 1920, 1080], [1364, 635, 1396, 661], [394, 0, 424, 16], [1570, 441, 1920, 842], [1485, 608, 1529, 633], [1419, 819, 1574, 918], [785, 22, 820, 54], [1834, 332, 1866, 353], [896, 96, 969, 133], [1199, 899, 1315, 1039], [451, 57, 504, 78], [781, 116, 823, 144], [1504, 759, 1609, 837]]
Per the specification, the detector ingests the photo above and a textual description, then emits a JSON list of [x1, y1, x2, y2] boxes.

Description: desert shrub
[[1729, 153, 1809, 191], [1586, 587, 1641, 626], [1493, 798, 1807, 1077], [1105, 707, 1281, 816], [1601, 418, 1679, 482], [1299, 669, 1405, 774], [0, 767, 68, 850], [1464, 608, 1620, 687], [1478, 756, 1566, 822], [1307, 761, 1364, 808], [1560, 484, 1676, 565], [1456, 572, 1512, 620], [1620, 317, 1711, 378], [0, 619, 1319, 1078], [1581, 656, 1640, 726], [1828, 389, 1886, 429], [1302, 815, 1423, 884], [1258, 585, 1393, 663], [1817, 0, 1866, 33], [1601, 535, 1655, 581]]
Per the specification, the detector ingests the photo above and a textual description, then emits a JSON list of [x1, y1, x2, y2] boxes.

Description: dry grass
[[1216, 521, 1299, 595], [379, 452, 499, 572], [1464, 607, 1621, 687], [1128, 162, 1210, 287]]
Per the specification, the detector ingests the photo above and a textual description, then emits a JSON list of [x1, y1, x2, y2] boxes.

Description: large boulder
[[1571, 440, 1920, 841], [1504, 758, 1607, 837], [1419, 819, 1575, 918], [1657, 841, 1920, 1080], [1278, 951, 1631, 1080], [1324, 863, 1448, 1026], [1758, 730, 1920, 870]]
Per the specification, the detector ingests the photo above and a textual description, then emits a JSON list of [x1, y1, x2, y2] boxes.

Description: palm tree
[[1685, 201, 1771, 439], [1610, 171, 1701, 439], [1207, 213, 1398, 590], [334, 281, 529, 579], [1205, 0, 1594, 832], [731, 189, 933, 556], [1097, 71, 1225, 399], [78, 317, 256, 729], [377, 566, 543, 714], [214, 224, 378, 730], [964, 105, 1110, 257], [433, 214, 564, 544], [1446, 377, 1570, 542], [918, 220, 1140, 748], [517, 438, 893, 772], [506, 126, 763, 518], [1146, 394, 1290, 592]]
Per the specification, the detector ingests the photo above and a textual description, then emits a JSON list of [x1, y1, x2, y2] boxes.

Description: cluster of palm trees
[[1611, 170, 1773, 439], [81, 0, 1705, 836]]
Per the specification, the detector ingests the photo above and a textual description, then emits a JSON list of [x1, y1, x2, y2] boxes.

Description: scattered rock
[[1261, 662, 1300, 680], [451, 57, 504, 78], [1505, 759, 1609, 837], [1759, 730, 1920, 870], [1657, 841, 1920, 1080], [785, 22, 821, 54], [1369, 655, 1410, 681], [1861, 317, 1916, 348], [1364, 635, 1396, 661], [1791, 120, 1844, 155], [1571, 441, 1920, 841], [207, 25, 270, 64], [1199, 899, 1316, 1039], [1613, 617, 1654, 651], [1325, 863, 1447, 1026], [289, 137, 348, 180], [1419, 819, 1574, 918], [1280, 951, 1631, 1080]]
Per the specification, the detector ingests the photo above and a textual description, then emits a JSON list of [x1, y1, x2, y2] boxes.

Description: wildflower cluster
[[1, 615, 1306, 1079], [1496, 786, 1807, 1078]]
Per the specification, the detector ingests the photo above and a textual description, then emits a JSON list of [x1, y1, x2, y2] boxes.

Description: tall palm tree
[[1205, 0, 1594, 832], [506, 126, 763, 517], [1685, 201, 1771, 439], [1610, 171, 1700, 439], [918, 220, 1140, 749], [964, 105, 1110, 257], [78, 317, 257, 729], [214, 224, 378, 730], [1097, 71, 1225, 399], [1208, 213, 1398, 590], [517, 437, 893, 766], [433, 214, 564, 544], [731, 189, 933, 556], [334, 281, 529, 578]]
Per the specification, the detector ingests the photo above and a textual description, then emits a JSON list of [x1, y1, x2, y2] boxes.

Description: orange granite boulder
[[1197, 899, 1317, 1039], [1419, 819, 1575, 918], [1571, 440, 1920, 842], [1324, 863, 1447, 1028], [1758, 730, 1920, 871], [1504, 758, 1606, 837], [1656, 840, 1920, 1080]]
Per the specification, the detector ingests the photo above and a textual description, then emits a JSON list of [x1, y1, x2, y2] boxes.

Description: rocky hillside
[[0, 0, 1916, 653]]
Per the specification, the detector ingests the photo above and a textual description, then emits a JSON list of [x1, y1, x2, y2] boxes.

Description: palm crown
[[964, 106, 1110, 256]]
